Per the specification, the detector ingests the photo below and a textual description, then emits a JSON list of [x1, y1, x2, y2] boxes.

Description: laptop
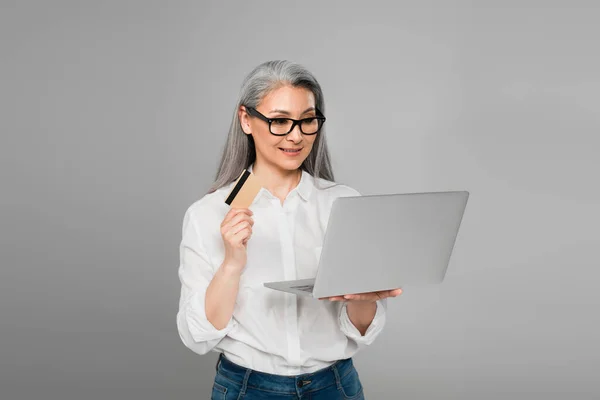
[[263, 190, 469, 298]]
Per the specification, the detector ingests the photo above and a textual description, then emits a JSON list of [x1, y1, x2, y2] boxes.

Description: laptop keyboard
[[290, 285, 314, 293]]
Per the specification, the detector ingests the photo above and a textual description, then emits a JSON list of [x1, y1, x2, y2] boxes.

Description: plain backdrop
[[1, 1, 599, 399]]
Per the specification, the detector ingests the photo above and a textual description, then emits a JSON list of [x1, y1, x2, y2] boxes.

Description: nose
[[287, 123, 303, 142]]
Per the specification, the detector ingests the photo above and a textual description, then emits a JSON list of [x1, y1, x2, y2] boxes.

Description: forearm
[[346, 301, 377, 336], [205, 262, 242, 330]]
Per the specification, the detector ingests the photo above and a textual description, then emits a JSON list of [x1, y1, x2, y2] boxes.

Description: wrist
[[220, 262, 244, 279], [346, 301, 377, 336], [347, 300, 377, 312]]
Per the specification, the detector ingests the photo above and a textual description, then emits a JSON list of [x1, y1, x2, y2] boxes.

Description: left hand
[[319, 288, 403, 303]]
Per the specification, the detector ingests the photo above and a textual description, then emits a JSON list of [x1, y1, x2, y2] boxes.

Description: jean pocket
[[339, 367, 364, 399], [211, 380, 227, 400]]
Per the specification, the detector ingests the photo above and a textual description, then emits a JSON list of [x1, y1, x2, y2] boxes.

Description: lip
[[279, 147, 303, 156]]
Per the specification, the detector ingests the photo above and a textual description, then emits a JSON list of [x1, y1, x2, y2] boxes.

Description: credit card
[[224, 169, 263, 208]]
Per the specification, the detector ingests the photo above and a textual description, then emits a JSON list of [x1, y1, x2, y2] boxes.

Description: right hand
[[220, 208, 254, 273]]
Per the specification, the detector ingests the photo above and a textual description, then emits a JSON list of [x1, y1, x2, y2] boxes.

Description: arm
[[339, 298, 387, 347], [332, 186, 391, 346], [176, 207, 240, 355], [346, 301, 377, 335]]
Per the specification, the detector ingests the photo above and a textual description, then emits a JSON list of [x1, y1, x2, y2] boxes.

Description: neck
[[252, 160, 301, 201]]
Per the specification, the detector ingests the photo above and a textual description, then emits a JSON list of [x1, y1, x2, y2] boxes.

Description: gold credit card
[[224, 169, 263, 208]]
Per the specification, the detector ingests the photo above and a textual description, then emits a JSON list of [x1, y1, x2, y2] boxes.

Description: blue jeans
[[211, 353, 366, 399]]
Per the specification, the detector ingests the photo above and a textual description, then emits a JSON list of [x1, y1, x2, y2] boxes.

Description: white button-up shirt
[[176, 163, 387, 376]]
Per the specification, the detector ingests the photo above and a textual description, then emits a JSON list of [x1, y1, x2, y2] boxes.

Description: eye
[[272, 118, 289, 125], [301, 117, 319, 126]]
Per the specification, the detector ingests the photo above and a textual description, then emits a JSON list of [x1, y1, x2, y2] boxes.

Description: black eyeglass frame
[[244, 106, 326, 136]]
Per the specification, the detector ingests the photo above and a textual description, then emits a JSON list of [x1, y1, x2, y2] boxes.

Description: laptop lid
[[312, 191, 469, 298]]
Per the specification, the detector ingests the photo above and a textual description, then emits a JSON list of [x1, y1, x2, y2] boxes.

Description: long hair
[[208, 60, 335, 193]]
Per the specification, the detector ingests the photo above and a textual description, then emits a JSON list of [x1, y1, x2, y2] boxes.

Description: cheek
[[305, 138, 317, 152], [252, 130, 280, 150]]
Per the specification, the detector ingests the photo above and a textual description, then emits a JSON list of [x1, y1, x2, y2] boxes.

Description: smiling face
[[239, 85, 319, 173]]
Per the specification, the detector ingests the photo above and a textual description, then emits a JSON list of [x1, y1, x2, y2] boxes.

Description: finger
[[223, 215, 251, 234], [223, 208, 243, 223], [373, 290, 397, 300], [230, 216, 254, 232], [360, 289, 401, 300], [230, 220, 253, 236], [319, 296, 344, 301], [225, 209, 252, 226], [381, 289, 402, 297], [223, 208, 252, 226], [231, 226, 252, 242], [222, 209, 239, 226], [223, 213, 254, 232], [324, 289, 403, 302], [223, 220, 249, 239], [240, 225, 253, 243], [232, 227, 252, 244], [344, 293, 378, 301], [232, 207, 253, 215], [354, 289, 402, 300]]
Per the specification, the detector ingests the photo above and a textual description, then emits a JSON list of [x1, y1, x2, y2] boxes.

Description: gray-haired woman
[[177, 60, 402, 399]]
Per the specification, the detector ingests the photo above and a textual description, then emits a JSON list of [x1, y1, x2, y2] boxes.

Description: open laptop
[[263, 191, 469, 298]]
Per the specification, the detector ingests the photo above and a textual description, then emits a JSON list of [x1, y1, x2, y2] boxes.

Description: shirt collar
[[247, 163, 313, 202]]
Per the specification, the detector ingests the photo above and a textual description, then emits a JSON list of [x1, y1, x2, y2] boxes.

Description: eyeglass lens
[[271, 118, 320, 135]]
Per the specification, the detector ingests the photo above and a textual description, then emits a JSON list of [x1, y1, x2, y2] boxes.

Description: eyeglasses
[[244, 106, 326, 136]]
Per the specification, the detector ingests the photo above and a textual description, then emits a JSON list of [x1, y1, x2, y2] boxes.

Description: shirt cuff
[[185, 291, 237, 342], [339, 299, 387, 346]]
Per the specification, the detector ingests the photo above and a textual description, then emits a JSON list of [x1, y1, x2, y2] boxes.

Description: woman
[[177, 60, 402, 399]]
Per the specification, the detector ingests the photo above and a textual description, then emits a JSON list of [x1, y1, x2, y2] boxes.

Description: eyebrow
[[268, 107, 316, 116]]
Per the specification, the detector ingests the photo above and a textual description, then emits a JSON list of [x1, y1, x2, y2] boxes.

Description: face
[[239, 85, 319, 173]]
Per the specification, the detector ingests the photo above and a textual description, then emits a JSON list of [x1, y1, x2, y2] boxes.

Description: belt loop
[[331, 362, 343, 390], [239, 368, 252, 396], [215, 353, 222, 372]]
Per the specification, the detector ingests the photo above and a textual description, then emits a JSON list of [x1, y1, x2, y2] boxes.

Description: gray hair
[[208, 60, 335, 193]]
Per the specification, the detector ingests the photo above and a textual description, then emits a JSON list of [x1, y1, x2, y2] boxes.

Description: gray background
[[1, 1, 599, 399]]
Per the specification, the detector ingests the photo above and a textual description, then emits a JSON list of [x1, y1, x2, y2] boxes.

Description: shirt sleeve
[[338, 298, 387, 347], [176, 206, 237, 355]]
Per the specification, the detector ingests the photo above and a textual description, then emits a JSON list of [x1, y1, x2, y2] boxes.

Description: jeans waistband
[[216, 353, 355, 394]]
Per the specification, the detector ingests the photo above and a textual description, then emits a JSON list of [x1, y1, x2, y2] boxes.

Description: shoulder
[[182, 182, 235, 229]]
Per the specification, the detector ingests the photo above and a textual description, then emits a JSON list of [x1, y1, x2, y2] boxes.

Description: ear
[[239, 106, 252, 135]]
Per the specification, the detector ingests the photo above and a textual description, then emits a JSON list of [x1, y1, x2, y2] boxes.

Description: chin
[[277, 157, 305, 170], [280, 161, 303, 170]]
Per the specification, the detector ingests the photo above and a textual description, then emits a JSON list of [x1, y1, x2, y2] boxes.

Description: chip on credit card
[[224, 169, 263, 208]]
